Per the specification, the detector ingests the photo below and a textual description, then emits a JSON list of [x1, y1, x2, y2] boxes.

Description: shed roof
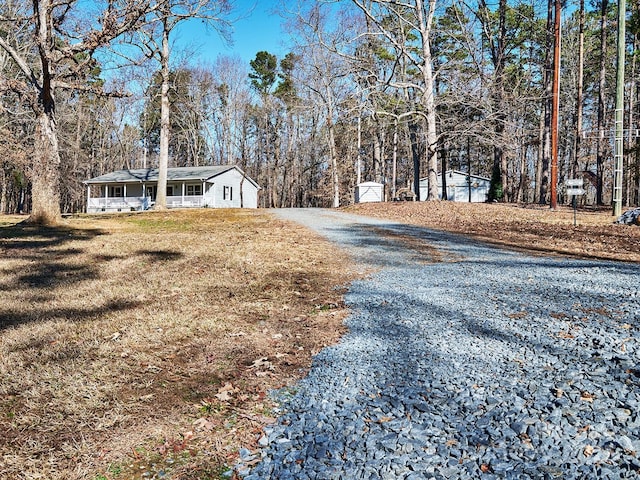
[[85, 165, 259, 188], [421, 170, 491, 182]]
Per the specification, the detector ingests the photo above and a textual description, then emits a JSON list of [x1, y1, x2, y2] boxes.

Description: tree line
[[1, 0, 639, 222]]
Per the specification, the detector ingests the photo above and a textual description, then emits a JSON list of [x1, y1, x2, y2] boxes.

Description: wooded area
[[1, 0, 639, 221]]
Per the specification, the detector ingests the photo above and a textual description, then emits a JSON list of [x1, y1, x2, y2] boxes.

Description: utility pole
[[613, 0, 626, 217], [550, 0, 561, 210], [357, 115, 362, 185]]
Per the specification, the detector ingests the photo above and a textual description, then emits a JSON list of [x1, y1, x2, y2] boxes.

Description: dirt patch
[[347, 202, 640, 263], [364, 226, 454, 263], [0, 210, 354, 479]]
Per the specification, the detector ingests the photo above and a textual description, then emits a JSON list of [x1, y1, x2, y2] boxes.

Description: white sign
[[566, 188, 586, 196], [565, 179, 584, 187]]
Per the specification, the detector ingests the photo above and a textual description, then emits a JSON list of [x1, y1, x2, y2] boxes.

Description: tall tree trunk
[[440, 141, 448, 200], [627, 36, 637, 205], [572, 0, 585, 179], [328, 119, 340, 207], [596, 0, 608, 205], [490, 0, 508, 202], [25, 0, 61, 224], [416, 0, 439, 201], [539, 0, 554, 203], [536, 100, 545, 202], [155, 17, 170, 210], [326, 89, 340, 207], [409, 121, 422, 200], [357, 115, 362, 185], [0, 167, 6, 214], [30, 110, 62, 224], [391, 121, 398, 200], [273, 119, 282, 208], [373, 121, 383, 183]]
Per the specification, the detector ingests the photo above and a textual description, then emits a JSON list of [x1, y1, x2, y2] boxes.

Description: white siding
[[207, 168, 259, 208], [355, 182, 384, 203], [420, 171, 490, 203]]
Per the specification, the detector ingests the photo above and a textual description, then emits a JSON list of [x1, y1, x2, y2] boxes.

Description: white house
[[419, 170, 490, 203], [355, 182, 384, 203], [84, 165, 260, 213]]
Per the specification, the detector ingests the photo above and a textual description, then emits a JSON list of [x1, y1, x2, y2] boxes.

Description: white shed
[[419, 170, 490, 203], [355, 182, 384, 203]]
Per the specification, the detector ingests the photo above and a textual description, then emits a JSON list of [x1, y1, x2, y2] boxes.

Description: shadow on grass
[[0, 298, 143, 331], [136, 249, 184, 261], [0, 222, 181, 331], [0, 222, 105, 251], [0, 223, 106, 292]]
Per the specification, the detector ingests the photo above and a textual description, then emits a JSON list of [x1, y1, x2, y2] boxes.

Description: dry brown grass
[[0, 210, 353, 480], [347, 202, 640, 263]]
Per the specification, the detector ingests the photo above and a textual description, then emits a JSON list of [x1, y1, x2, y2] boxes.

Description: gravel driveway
[[240, 208, 640, 480]]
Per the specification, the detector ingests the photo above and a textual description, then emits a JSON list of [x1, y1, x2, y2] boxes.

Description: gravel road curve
[[239, 208, 640, 480]]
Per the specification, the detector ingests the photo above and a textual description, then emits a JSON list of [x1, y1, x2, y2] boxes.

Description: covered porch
[[86, 181, 209, 213]]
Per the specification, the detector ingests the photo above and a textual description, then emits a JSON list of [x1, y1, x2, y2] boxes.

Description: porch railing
[[88, 195, 206, 212]]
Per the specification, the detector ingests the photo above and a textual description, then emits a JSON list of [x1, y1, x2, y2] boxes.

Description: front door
[[145, 186, 157, 200]]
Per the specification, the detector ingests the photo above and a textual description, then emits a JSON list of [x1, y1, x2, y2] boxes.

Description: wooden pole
[[550, 0, 561, 210]]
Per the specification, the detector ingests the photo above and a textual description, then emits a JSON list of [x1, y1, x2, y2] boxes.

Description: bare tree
[[351, 0, 440, 200], [595, 0, 609, 205], [0, 0, 157, 224], [137, 0, 233, 209], [278, 3, 354, 207]]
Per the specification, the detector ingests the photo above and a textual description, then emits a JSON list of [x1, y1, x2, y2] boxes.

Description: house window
[[167, 185, 174, 196], [186, 184, 202, 196], [223, 186, 233, 201], [109, 186, 123, 197], [145, 186, 156, 199]]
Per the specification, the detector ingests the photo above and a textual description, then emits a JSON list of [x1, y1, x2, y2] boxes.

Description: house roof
[[84, 165, 259, 188], [420, 170, 490, 182]]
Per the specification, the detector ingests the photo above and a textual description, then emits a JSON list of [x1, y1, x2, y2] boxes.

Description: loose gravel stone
[[240, 209, 640, 479]]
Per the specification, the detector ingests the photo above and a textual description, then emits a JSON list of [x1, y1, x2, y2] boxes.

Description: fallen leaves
[[249, 357, 275, 377], [249, 357, 273, 369], [193, 417, 215, 431], [347, 202, 640, 263], [556, 331, 575, 339], [215, 382, 238, 402], [580, 392, 595, 403]]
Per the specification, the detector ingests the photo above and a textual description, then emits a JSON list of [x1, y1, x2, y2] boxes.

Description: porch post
[[86, 185, 91, 213], [202, 181, 206, 206], [124, 184, 127, 200], [182, 182, 185, 207], [104, 184, 108, 206]]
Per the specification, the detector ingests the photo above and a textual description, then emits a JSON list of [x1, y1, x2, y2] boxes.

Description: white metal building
[[355, 182, 384, 203], [84, 165, 260, 213], [419, 170, 490, 203]]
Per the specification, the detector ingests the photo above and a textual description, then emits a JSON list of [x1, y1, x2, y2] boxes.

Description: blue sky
[[175, 0, 291, 68]]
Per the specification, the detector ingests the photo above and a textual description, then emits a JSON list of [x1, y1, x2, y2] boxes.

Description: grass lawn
[[0, 209, 353, 479]]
